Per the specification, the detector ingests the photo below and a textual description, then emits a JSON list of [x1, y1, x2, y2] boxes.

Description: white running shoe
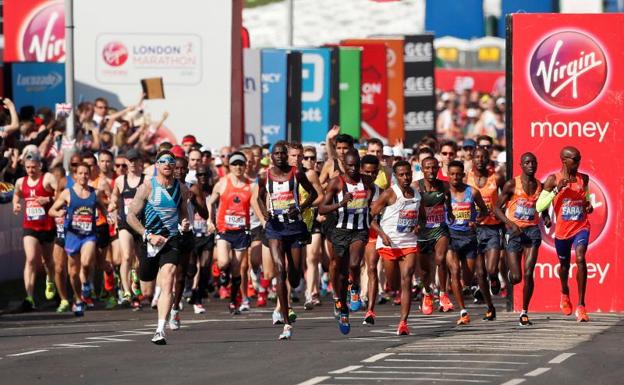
[[193, 304, 206, 314], [272, 310, 284, 325], [239, 297, 251, 312], [151, 330, 166, 345], [278, 324, 293, 340], [169, 309, 181, 330]]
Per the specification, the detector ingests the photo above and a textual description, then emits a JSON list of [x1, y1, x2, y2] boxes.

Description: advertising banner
[[509, 13, 624, 312], [299, 48, 331, 143], [286, 51, 302, 143], [10, 62, 65, 112], [342, 41, 388, 141], [338, 47, 361, 139], [403, 35, 436, 146], [4, 0, 65, 63], [261, 49, 288, 145], [435, 69, 505, 94], [243, 48, 262, 144], [425, 0, 484, 39], [73, 0, 234, 148], [499, 0, 554, 38]]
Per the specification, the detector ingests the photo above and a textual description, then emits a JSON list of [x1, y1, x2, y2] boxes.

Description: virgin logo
[[21, 2, 65, 62], [102, 42, 129, 67], [529, 31, 607, 109]]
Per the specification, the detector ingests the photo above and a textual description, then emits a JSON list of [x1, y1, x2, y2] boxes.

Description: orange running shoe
[[104, 270, 115, 292], [439, 293, 454, 312], [363, 310, 376, 326], [247, 283, 257, 298], [257, 291, 267, 307], [456, 311, 470, 325], [396, 320, 410, 336], [421, 293, 434, 315], [560, 294, 573, 316], [575, 305, 590, 322]]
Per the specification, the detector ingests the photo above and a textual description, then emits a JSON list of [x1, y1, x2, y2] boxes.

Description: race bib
[[225, 214, 245, 228], [55, 216, 65, 238], [561, 199, 584, 221], [452, 201, 472, 224], [71, 207, 94, 234], [193, 213, 207, 233], [26, 200, 46, 220], [123, 198, 133, 215], [397, 209, 418, 233], [271, 191, 295, 215], [425, 205, 445, 227], [347, 189, 368, 215], [514, 199, 536, 221]]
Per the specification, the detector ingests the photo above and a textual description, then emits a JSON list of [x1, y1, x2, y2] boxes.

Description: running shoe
[[490, 275, 501, 295], [82, 296, 95, 308], [56, 299, 70, 313], [193, 304, 206, 314], [45, 277, 57, 300], [560, 294, 573, 316], [483, 306, 496, 321], [104, 270, 115, 292], [311, 294, 321, 307], [272, 310, 284, 325], [247, 283, 257, 299], [104, 295, 117, 309], [421, 293, 434, 315], [169, 309, 181, 330], [472, 286, 484, 304], [303, 294, 314, 311], [338, 312, 350, 335], [72, 302, 85, 317], [239, 297, 251, 312], [396, 320, 410, 336], [278, 324, 293, 340], [333, 299, 343, 320], [218, 286, 229, 300], [257, 291, 267, 307], [131, 269, 142, 297], [151, 330, 166, 345], [363, 310, 376, 326], [457, 311, 470, 325], [320, 273, 329, 297], [21, 297, 35, 312], [440, 293, 453, 313], [377, 293, 389, 305], [519, 313, 533, 326], [229, 302, 241, 315], [131, 297, 142, 310], [151, 294, 159, 309], [288, 308, 297, 323], [120, 292, 132, 307], [81, 281, 93, 300], [349, 286, 362, 312], [575, 306, 590, 322]]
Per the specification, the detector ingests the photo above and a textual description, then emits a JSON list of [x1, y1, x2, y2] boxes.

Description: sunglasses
[[196, 172, 209, 177], [303, 156, 316, 161], [441, 152, 455, 156], [115, 164, 128, 168], [157, 156, 175, 165], [478, 144, 492, 149], [230, 162, 245, 167]]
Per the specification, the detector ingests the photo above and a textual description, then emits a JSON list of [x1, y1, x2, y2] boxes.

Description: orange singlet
[[506, 176, 542, 228], [467, 170, 500, 225], [553, 172, 590, 240], [216, 176, 252, 232]]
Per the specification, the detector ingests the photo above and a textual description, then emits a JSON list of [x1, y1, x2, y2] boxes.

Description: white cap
[[214, 157, 223, 166], [496, 97, 506, 106], [441, 92, 450, 102], [497, 151, 507, 164], [382, 145, 393, 157]]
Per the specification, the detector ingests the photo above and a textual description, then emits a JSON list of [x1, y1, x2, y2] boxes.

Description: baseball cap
[[228, 153, 247, 165], [125, 148, 141, 161], [182, 135, 197, 145], [462, 139, 476, 148], [171, 145, 185, 158], [24, 152, 41, 162], [382, 145, 393, 157]]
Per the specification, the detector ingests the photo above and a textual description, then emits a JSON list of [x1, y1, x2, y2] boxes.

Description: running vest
[[266, 167, 301, 223], [65, 186, 97, 236], [144, 178, 182, 238], [217, 176, 252, 232], [22, 174, 54, 231], [418, 179, 447, 229], [376, 185, 420, 249], [248, 174, 262, 230], [467, 170, 500, 225], [506, 176, 542, 228], [553, 172, 590, 239], [189, 188, 210, 237], [447, 185, 477, 232], [335, 176, 370, 231], [119, 174, 145, 225]]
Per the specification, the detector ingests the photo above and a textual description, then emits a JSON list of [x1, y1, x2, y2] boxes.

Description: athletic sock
[[156, 319, 166, 333], [460, 309, 468, 316], [154, 286, 162, 299], [521, 309, 528, 315], [231, 276, 242, 304]]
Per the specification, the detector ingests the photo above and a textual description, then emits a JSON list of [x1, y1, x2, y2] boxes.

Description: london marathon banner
[[299, 48, 331, 143], [509, 13, 624, 312], [261, 49, 288, 145], [403, 35, 435, 146], [338, 47, 361, 139], [342, 41, 388, 141]]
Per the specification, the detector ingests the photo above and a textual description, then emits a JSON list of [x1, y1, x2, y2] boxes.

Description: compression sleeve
[[536, 190, 556, 213], [585, 186, 591, 202]]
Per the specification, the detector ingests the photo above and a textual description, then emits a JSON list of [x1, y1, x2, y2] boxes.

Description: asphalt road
[[0, 297, 622, 385]]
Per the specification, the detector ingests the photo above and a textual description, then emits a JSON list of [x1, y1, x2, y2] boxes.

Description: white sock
[[157, 319, 166, 333], [521, 309, 528, 315], [154, 286, 162, 299], [460, 309, 468, 316]]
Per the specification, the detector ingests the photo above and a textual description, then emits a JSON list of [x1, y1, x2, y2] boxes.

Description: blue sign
[[11, 63, 65, 112], [499, 0, 554, 37], [299, 48, 331, 143], [425, 0, 484, 39], [261, 49, 288, 145]]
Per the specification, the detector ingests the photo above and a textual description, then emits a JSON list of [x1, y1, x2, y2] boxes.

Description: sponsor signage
[[338, 47, 361, 139], [261, 49, 288, 145], [403, 35, 436, 146], [425, 0, 484, 39], [243, 48, 262, 144], [435, 69, 505, 94], [299, 48, 331, 143], [509, 13, 624, 312], [10, 62, 66, 111], [342, 41, 388, 141]]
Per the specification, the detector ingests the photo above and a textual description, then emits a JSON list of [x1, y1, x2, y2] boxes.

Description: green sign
[[339, 47, 361, 139]]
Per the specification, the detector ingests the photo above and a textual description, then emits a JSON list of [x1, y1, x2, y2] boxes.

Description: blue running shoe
[[349, 286, 362, 312], [81, 281, 93, 299], [73, 302, 85, 317], [338, 312, 350, 335]]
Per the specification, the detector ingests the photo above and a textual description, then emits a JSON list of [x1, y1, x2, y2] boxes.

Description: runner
[[49, 162, 105, 316], [446, 160, 489, 325], [50, 165, 71, 313], [319, 149, 374, 335], [370, 160, 426, 335], [251, 141, 317, 340], [126, 150, 191, 345], [495, 152, 550, 326], [416, 156, 454, 313], [12, 152, 58, 311], [437, 141, 457, 182], [537, 146, 592, 322], [207, 152, 253, 315], [109, 148, 145, 308]]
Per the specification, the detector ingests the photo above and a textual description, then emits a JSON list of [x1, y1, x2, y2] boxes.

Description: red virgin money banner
[[509, 13, 624, 312], [435, 69, 505, 94], [342, 41, 388, 141], [4, 0, 65, 62]]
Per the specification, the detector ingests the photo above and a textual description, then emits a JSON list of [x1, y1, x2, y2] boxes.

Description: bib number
[[225, 215, 245, 228], [397, 209, 418, 233], [562, 199, 584, 221], [514, 199, 536, 221], [26, 200, 46, 221], [425, 205, 445, 227], [71, 213, 93, 234]]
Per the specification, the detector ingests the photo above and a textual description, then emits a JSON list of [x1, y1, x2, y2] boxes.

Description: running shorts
[[378, 247, 419, 261], [216, 230, 251, 251], [554, 229, 590, 263], [332, 228, 369, 259], [506, 225, 542, 253], [65, 231, 97, 256], [140, 235, 182, 281], [250, 226, 263, 243], [193, 233, 215, 255], [476, 224, 503, 253], [263, 219, 308, 249], [448, 229, 477, 260], [418, 225, 450, 255], [96, 224, 111, 249], [23, 228, 55, 244]]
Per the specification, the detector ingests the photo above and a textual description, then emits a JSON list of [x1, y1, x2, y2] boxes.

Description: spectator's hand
[[161, 111, 169, 121], [2, 98, 15, 110], [326, 125, 340, 141]]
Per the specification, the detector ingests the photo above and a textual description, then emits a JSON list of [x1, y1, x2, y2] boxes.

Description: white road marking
[[85, 336, 133, 342], [549, 352, 575, 364], [296, 376, 330, 385], [397, 353, 542, 357], [368, 366, 517, 372], [361, 353, 394, 363], [334, 376, 490, 383], [328, 365, 362, 374], [52, 343, 100, 349], [7, 350, 48, 357], [524, 367, 551, 376], [386, 359, 528, 365], [500, 379, 526, 385], [352, 370, 503, 377]]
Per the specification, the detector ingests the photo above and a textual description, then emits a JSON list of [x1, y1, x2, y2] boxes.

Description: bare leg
[[53, 243, 69, 301], [398, 254, 417, 322]]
